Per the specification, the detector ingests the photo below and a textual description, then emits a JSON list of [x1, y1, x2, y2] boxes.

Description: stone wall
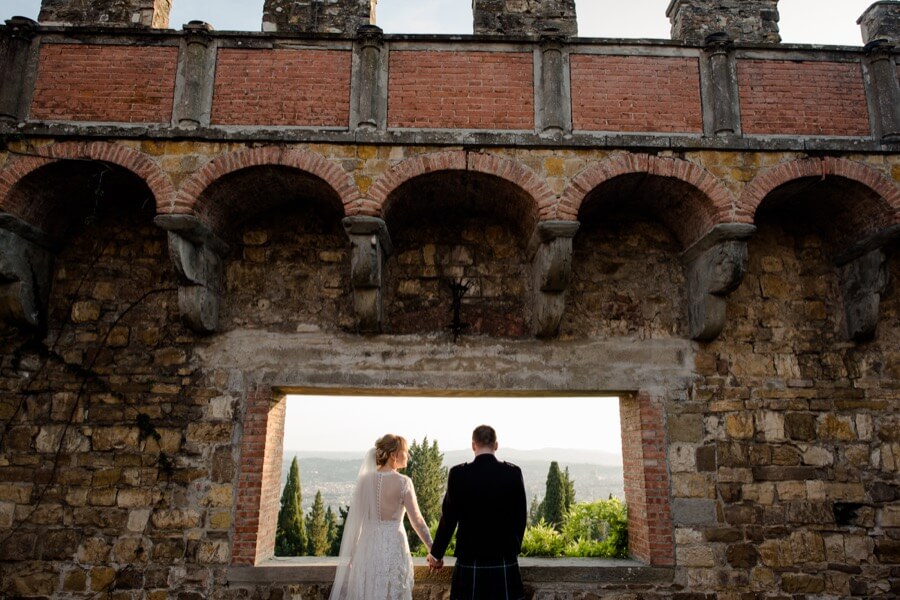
[[38, 0, 171, 28], [473, 0, 578, 36], [261, 0, 375, 34], [667, 0, 781, 44]]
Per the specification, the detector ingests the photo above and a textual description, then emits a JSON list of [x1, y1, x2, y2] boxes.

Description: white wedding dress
[[330, 450, 433, 600]]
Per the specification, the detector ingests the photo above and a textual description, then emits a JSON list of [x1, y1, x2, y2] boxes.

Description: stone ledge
[[226, 557, 673, 586]]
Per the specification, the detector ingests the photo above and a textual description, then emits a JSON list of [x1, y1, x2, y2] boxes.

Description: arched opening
[[197, 165, 352, 332], [564, 174, 712, 339], [383, 171, 537, 337]]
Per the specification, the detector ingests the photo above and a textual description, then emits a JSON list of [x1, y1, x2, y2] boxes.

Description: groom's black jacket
[[431, 453, 527, 561]]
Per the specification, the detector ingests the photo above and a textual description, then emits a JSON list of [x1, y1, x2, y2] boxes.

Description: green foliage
[[520, 521, 566, 557], [562, 467, 576, 511], [528, 495, 541, 526], [330, 505, 349, 556], [520, 499, 628, 558], [275, 457, 307, 556], [403, 437, 447, 551], [306, 490, 330, 556], [538, 461, 567, 530], [324, 505, 338, 557]]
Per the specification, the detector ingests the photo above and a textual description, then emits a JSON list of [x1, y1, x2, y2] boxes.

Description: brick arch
[[363, 151, 556, 223], [173, 146, 362, 223], [557, 153, 738, 247], [0, 141, 176, 224], [738, 157, 900, 224]]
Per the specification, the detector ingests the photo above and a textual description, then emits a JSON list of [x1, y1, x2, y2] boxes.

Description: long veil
[[329, 447, 378, 600]]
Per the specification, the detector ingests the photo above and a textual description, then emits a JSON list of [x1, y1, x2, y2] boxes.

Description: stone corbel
[[683, 224, 756, 341], [343, 216, 393, 333], [834, 226, 899, 341], [528, 220, 579, 338], [0, 213, 56, 329], [154, 215, 229, 334]]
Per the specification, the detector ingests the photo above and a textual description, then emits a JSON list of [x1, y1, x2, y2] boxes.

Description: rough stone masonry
[[0, 0, 899, 598]]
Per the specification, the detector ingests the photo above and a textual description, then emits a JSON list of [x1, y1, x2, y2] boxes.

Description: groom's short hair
[[472, 425, 497, 447]]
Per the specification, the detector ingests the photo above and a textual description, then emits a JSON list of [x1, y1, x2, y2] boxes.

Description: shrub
[[520, 520, 566, 557], [561, 498, 628, 558]]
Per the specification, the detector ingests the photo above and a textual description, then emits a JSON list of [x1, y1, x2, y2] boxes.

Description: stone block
[[113, 536, 149, 563], [90, 566, 116, 592], [77, 537, 111, 564], [127, 509, 151, 532], [117, 488, 154, 508], [781, 573, 825, 594], [725, 413, 754, 439], [801, 445, 834, 466], [670, 443, 698, 472], [151, 508, 202, 530], [785, 413, 817, 441], [677, 545, 716, 567], [726, 543, 759, 568], [880, 505, 900, 527], [817, 414, 856, 441], [758, 539, 794, 568], [202, 484, 233, 507], [672, 498, 717, 526], [668, 413, 705, 443], [695, 445, 716, 471], [197, 539, 230, 564], [91, 426, 140, 451], [62, 568, 87, 592]]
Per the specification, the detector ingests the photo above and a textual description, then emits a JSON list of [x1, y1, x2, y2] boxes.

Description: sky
[[2, 0, 879, 46], [284, 395, 623, 454]]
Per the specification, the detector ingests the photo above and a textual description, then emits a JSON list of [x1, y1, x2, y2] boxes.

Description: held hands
[[426, 553, 444, 572]]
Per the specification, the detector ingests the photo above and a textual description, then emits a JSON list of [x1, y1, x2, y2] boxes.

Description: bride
[[329, 434, 434, 600]]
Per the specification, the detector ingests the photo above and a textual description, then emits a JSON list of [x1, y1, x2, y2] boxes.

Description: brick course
[[30, 44, 178, 123], [211, 49, 351, 127], [738, 60, 870, 136], [570, 55, 703, 134], [388, 51, 534, 130]]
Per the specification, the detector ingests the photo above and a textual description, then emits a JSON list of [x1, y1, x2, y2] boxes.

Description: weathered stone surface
[[667, 0, 780, 44], [38, 0, 171, 27], [858, 1, 900, 44], [262, 0, 374, 33], [474, 0, 577, 36]]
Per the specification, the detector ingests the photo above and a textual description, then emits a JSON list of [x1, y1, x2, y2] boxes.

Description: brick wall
[[738, 60, 870, 136], [211, 49, 351, 127], [388, 51, 534, 130], [30, 44, 178, 123], [570, 55, 703, 133]]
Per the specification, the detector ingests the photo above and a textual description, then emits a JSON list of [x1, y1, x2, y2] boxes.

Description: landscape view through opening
[[280, 394, 623, 514]]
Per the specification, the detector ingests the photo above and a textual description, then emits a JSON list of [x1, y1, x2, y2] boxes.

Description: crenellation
[[667, 0, 780, 45], [859, 1, 900, 44], [261, 0, 376, 34], [473, 0, 577, 37], [37, 0, 171, 27]]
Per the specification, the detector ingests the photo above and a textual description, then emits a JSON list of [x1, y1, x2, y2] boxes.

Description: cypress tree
[[563, 466, 576, 511], [403, 437, 447, 551], [540, 461, 567, 530], [275, 456, 307, 556], [306, 490, 329, 556], [330, 505, 349, 556], [529, 495, 541, 525], [325, 505, 338, 556]]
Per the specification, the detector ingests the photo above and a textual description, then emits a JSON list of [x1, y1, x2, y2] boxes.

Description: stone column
[[535, 30, 572, 135], [38, 0, 171, 28], [350, 24, 387, 131], [0, 213, 56, 330], [155, 215, 229, 335], [700, 32, 740, 136], [474, 0, 577, 37], [0, 17, 37, 123], [262, 0, 376, 34], [667, 0, 780, 45], [343, 216, 392, 333], [858, 1, 900, 44], [528, 220, 579, 338], [173, 21, 216, 129], [682, 223, 756, 341]]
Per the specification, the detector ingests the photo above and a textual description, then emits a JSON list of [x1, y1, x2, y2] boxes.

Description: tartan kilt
[[450, 558, 525, 600]]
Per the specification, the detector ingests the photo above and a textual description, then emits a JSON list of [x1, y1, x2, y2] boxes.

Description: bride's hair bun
[[375, 434, 407, 466]]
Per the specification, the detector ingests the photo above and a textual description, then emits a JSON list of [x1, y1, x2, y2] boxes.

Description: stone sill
[[227, 557, 674, 586]]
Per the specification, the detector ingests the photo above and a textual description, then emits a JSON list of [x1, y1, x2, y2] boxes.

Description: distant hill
[[282, 448, 624, 513]]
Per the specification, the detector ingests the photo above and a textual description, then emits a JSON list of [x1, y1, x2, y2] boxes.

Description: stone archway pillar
[[0, 213, 56, 329], [529, 220, 579, 338], [155, 215, 229, 335], [343, 216, 392, 333], [683, 223, 756, 341]]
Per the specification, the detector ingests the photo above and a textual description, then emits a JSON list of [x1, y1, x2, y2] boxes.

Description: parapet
[[473, 0, 578, 37], [262, 0, 376, 34], [37, 0, 171, 28], [859, 1, 900, 44], [667, 0, 780, 45]]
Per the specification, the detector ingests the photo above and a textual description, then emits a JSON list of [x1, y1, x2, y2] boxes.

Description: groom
[[427, 425, 527, 600]]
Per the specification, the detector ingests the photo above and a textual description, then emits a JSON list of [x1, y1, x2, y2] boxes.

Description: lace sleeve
[[402, 476, 433, 549]]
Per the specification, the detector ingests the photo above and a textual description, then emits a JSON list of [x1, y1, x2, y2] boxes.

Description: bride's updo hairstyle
[[375, 434, 408, 466]]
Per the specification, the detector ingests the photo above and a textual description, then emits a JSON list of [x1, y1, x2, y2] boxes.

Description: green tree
[[403, 437, 447, 551], [538, 461, 567, 530], [306, 490, 330, 556], [275, 456, 307, 556], [562, 466, 576, 511], [325, 505, 338, 556], [330, 505, 349, 556]]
